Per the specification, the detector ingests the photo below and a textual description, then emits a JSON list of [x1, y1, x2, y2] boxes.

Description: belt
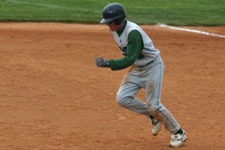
[[138, 55, 160, 68], [138, 60, 154, 68]]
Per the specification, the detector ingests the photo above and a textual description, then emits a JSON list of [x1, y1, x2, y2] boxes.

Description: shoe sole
[[168, 134, 187, 148]]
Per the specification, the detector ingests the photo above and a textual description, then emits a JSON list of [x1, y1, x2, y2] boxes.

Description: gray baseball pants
[[116, 55, 180, 134]]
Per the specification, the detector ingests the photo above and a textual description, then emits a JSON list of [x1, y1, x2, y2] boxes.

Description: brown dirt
[[0, 23, 225, 150]]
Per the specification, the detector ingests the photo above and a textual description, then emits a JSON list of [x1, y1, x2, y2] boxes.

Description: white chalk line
[[158, 24, 225, 38], [6, 0, 225, 38], [7, 0, 101, 13]]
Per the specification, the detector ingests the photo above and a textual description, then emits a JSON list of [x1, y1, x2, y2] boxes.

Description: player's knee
[[116, 94, 125, 106], [116, 93, 129, 107], [146, 101, 162, 115]]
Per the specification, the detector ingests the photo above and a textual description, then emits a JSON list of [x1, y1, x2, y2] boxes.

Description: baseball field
[[0, 0, 225, 150]]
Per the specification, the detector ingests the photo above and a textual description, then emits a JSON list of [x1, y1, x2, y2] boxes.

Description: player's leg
[[144, 56, 187, 147], [116, 74, 150, 115], [117, 73, 161, 135]]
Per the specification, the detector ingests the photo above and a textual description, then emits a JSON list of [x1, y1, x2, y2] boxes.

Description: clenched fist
[[95, 57, 110, 67]]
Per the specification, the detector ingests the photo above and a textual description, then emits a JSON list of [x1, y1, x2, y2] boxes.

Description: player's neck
[[116, 20, 127, 36]]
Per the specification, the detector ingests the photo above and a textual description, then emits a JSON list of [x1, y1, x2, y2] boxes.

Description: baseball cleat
[[169, 130, 187, 147], [149, 115, 161, 136], [152, 121, 161, 136]]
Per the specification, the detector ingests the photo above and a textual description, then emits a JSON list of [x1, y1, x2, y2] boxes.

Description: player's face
[[107, 22, 122, 31]]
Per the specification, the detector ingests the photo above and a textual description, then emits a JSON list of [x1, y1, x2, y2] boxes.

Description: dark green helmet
[[100, 3, 126, 25]]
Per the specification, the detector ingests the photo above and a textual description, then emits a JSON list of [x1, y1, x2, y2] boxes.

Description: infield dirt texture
[[0, 23, 225, 150]]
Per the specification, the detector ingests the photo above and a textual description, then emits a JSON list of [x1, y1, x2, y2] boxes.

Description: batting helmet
[[100, 3, 126, 25]]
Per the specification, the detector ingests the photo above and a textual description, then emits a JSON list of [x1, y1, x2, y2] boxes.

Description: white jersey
[[111, 21, 160, 67]]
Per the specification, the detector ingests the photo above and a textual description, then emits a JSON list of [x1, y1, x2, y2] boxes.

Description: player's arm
[[108, 30, 144, 70]]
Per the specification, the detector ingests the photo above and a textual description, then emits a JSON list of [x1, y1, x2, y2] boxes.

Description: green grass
[[0, 0, 225, 26]]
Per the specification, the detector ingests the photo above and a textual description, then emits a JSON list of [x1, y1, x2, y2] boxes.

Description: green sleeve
[[109, 30, 143, 70]]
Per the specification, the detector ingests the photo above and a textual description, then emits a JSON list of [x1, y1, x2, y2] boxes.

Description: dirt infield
[[0, 23, 225, 150]]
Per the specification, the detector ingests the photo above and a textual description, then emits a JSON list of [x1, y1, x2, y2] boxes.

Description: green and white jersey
[[109, 20, 160, 70]]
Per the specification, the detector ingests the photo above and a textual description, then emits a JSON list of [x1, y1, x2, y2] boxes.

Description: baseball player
[[96, 3, 187, 147]]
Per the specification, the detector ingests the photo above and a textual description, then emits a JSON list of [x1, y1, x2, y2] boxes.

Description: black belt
[[138, 60, 154, 67]]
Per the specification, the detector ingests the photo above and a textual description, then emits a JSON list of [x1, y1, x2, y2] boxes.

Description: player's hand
[[95, 57, 110, 67]]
